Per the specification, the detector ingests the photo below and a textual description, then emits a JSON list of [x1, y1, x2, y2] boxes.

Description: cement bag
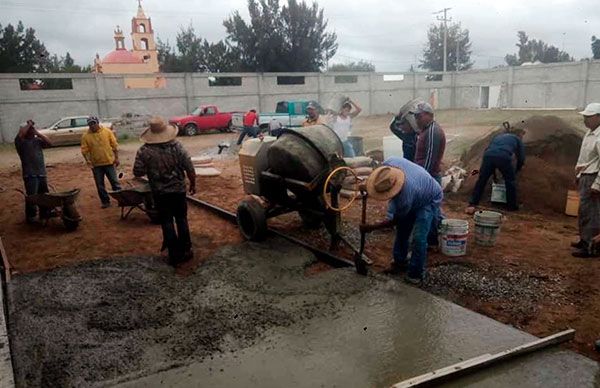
[[344, 156, 373, 169], [354, 167, 373, 177]]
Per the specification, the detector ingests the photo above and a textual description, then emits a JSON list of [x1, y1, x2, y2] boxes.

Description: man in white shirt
[[572, 103, 600, 258]]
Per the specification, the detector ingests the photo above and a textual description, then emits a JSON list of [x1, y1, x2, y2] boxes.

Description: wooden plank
[[0, 237, 10, 283], [392, 329, 575, 388]]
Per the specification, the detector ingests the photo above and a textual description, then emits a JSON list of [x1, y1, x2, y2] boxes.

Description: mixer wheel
[[237, 199, 267, 241]]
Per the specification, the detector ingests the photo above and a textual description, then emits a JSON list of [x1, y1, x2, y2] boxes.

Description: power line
[[0, 2, 216, 16]]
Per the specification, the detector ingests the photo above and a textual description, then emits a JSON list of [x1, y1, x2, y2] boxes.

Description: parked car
[[38, 116, 114, 146], [169, 105, 245, 136], [258, 100, 323, 131]]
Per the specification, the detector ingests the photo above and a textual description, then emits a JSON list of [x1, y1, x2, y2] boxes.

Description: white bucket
[[439, 219, 469, 257], [473, 210, 503, 246], [491, 183, 507, 203], [383, 135, 404, 160]]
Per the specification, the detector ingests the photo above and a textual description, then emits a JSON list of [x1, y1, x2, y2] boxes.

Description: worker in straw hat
[[133, 117, 196, 266], [360, 157, 443, 285], [572, 103, 600, 258]]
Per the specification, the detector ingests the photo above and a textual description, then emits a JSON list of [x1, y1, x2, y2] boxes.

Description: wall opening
[[140, 38, 149, 50], [208, 76, 242, 87], [383, 74, 405, 82], [19, 78, 73, 90], [334, 75, 358, 84], [138, 23, 146, 33], [480, 86, 490, 108], [277, 76, 305, 85]]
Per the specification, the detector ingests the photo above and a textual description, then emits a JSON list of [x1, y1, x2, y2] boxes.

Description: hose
[[322, 166, 359, 212]]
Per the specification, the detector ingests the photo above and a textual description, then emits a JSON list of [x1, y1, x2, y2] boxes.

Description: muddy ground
[[0, 110, 599, 377]]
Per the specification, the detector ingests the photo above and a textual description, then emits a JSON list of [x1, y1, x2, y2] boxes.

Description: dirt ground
[[1, 110, 598, 364]]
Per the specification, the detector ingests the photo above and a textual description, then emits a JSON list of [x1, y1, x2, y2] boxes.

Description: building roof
[[102, 49, 143, 64]]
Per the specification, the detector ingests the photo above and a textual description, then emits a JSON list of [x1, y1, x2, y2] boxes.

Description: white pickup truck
[[257, 100, 322, 131]]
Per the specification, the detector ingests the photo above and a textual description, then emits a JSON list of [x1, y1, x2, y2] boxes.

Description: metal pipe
[[186, 196, 354, 268]]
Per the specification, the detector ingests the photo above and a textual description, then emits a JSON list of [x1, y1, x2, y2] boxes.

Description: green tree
[[223, 0, 337, 72], [592, 36, 600, 60], [329, 60, 375, 72], [504, 31, 573, 65], [420, 22, 473, 71], [0, 21, 51, 72]]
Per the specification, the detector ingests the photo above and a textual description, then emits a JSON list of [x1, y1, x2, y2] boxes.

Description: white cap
[[579, 103, 600, 116]]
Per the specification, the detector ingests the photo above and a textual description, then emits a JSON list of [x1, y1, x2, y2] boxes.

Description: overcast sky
[[1, 0, 598, 71]]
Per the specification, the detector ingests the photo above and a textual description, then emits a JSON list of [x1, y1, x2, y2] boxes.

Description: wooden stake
[[392, 329, 575, 388], [0, 237, 11, 283]]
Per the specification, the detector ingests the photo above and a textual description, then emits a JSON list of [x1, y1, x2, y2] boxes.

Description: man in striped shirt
[[413, 102, 446, 247]]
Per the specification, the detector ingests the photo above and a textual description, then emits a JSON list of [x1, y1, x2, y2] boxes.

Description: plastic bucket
[[491, 183, 507, 203], [439, 219, 469, 257], [565, 190, 579, 217], [473, 210, 503, 246]]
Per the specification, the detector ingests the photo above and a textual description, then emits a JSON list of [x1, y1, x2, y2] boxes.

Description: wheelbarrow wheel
[[298, 210, 322, 229], [63, 218, 80, 231], [237, 198, 267, 241]]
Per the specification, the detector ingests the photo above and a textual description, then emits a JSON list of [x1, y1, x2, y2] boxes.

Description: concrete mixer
[[236, 124, 369, 272]]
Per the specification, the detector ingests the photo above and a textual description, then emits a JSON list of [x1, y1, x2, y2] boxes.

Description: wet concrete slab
[[118, 263, 599, 387], [6, 238, 599, 387]]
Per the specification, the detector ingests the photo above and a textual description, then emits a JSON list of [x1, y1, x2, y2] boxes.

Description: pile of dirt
[[458, 115, 583, 214]]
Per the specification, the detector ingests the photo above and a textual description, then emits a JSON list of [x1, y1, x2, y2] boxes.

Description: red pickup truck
[[169, 105, 244, 136]]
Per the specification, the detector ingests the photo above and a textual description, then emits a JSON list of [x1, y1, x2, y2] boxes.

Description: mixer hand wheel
[[322, 166, 360, 212]]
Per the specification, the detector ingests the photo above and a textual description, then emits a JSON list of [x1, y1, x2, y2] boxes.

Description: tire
[[236, 199, 268, 241], [184, 124, 198, 136], [226, 120, 234, 133], [298, 210, 322, 229]]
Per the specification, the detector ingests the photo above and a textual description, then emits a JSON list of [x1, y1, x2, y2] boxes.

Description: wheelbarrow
[[24, 189, 82, 230], [108, 184, 160, 223]]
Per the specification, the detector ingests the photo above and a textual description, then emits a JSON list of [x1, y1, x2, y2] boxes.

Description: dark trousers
[[154, 192, 192, 263], [427, 175, 443, 246], [237, 126, 258, 145], [23, 176, 49, 219], [578, 174, 600, 245], [92, 165, 121, 205], [469, 155, 517, 209]]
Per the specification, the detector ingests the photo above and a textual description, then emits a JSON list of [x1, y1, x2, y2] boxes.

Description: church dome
[[102, 49, 142, 64]]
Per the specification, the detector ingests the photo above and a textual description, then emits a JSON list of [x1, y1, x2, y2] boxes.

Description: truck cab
[[169, 105, 240, 136], [258, 100, 322, 131]]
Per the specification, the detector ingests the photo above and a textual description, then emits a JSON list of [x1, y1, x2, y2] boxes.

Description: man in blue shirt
[[466, 128, 526, 214], [389, 115, 417, 162], [360, 157, 443, 284]]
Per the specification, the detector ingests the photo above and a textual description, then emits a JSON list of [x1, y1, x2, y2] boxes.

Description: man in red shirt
[[237, 109, 259, 145]]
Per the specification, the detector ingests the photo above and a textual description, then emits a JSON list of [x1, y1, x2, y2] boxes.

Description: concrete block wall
[[1, 60, 599, 142]]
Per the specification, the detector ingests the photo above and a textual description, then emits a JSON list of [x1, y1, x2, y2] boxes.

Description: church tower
[[130, 0, 159, 72]]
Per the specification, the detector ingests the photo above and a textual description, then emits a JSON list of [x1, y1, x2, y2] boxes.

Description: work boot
[[571, 249, 600, 259], [571, 240, 587, 249], [384, 261, 407, 275], [403, 274, 423, 286], [101, 202, 111, 209]]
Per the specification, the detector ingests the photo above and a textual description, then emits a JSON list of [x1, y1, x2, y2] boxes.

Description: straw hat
[[140, 116, 178, 144], [366, 166, 406, 201]]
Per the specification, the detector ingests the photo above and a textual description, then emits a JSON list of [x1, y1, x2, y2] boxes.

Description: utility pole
[[456, 38, 460, 71], [434, 8, 452, 72]]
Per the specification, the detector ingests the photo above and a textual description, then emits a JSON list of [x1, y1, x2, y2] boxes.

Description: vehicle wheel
[[184, 124, 198, 136], [237, 199, 267, 241], [298, 210, 322, 229], [259, 124, 269, 134], [226, 120, 234, 133]]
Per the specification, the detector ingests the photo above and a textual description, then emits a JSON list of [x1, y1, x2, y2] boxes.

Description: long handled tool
[[354, 190, 369, 275]]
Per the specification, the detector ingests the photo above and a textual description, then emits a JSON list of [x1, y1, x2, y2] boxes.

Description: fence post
[[581, 60, 590, 109], [94, 74, 108, 118], [507, 66, 514, 109]]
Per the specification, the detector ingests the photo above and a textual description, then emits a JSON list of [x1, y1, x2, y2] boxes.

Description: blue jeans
[[393, 203, 435, 279], [427, 175, 443, 246], [23, 176, 49, 219], [342, 141, 355, 157], [92, 165, 121, 205], [237, 126, 258, 145]]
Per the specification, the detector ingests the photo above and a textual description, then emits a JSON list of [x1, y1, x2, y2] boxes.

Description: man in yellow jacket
[[81, 116, 122, 208]]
